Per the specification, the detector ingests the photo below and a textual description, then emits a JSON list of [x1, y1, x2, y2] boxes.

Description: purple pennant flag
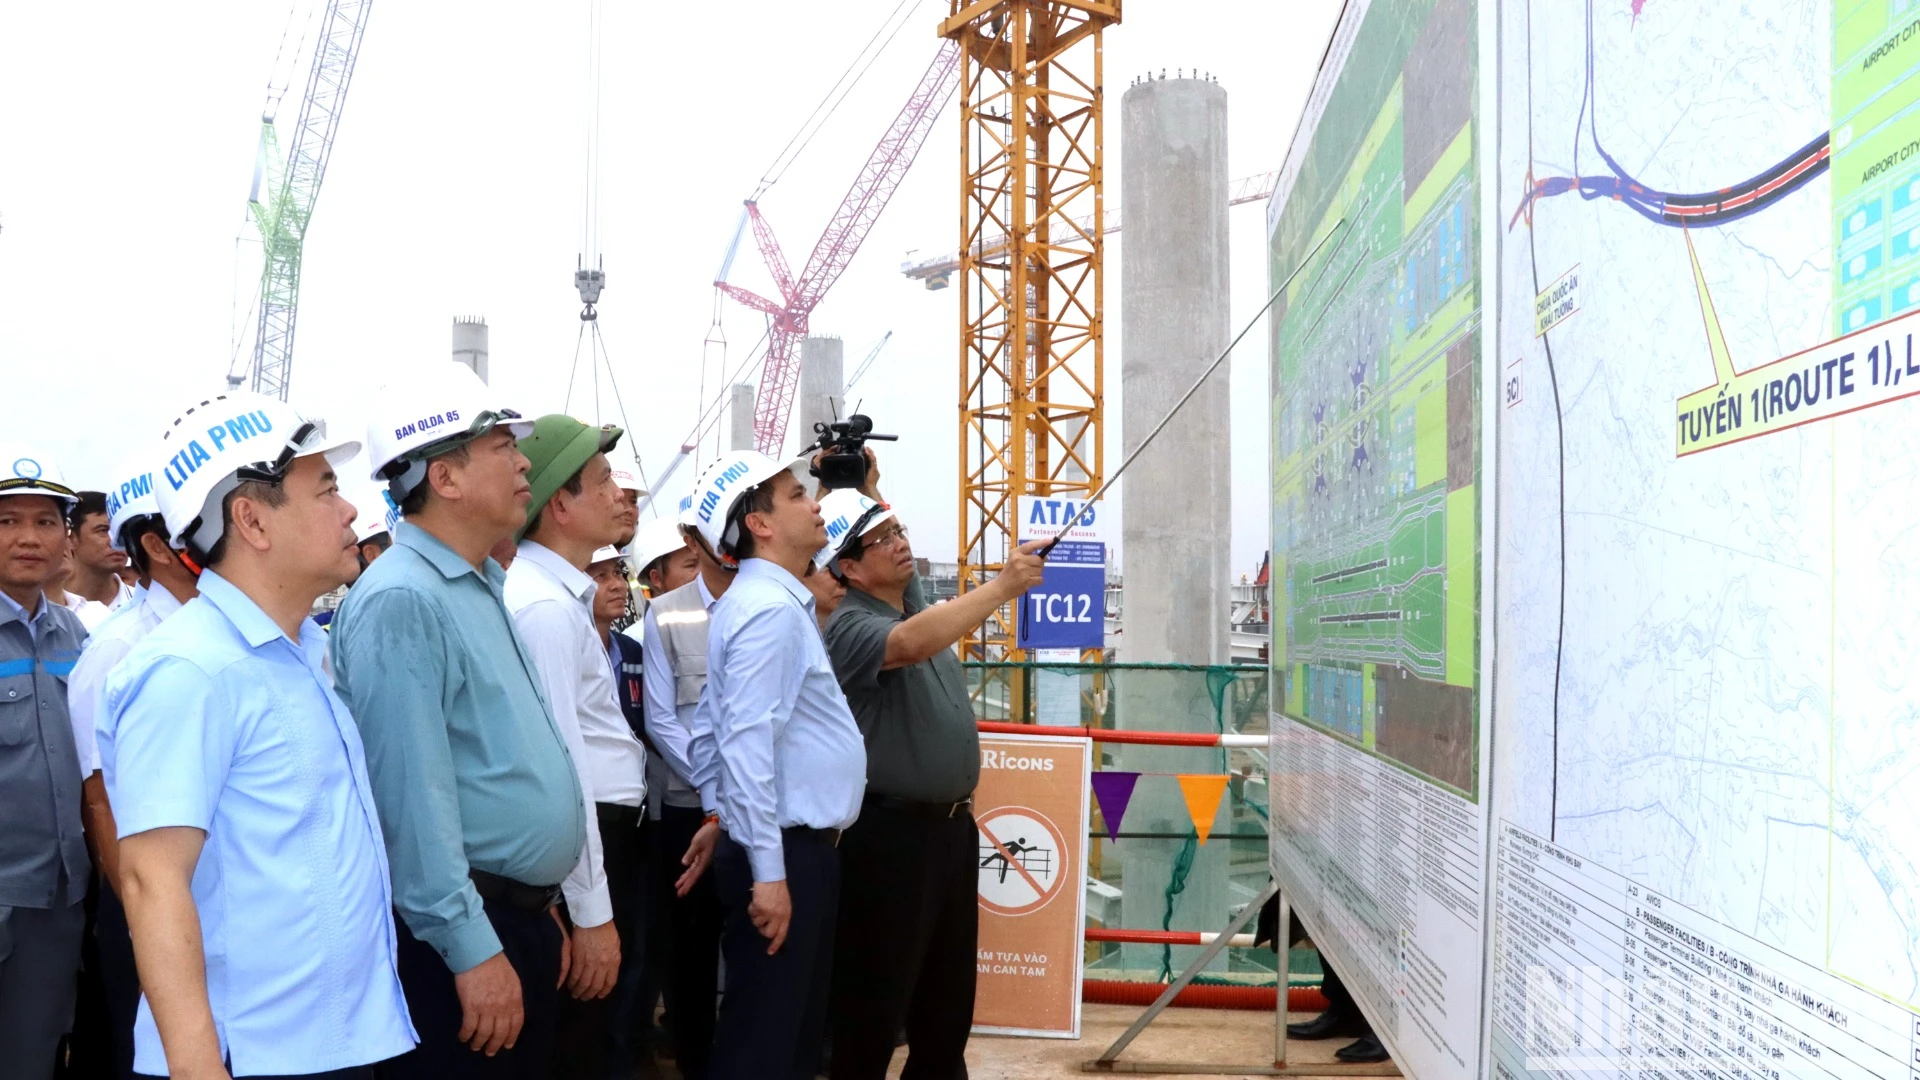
[[1089, 771, 1142, 842]]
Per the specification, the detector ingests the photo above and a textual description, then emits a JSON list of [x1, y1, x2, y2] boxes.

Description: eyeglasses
[[863, 523, 909, 549]]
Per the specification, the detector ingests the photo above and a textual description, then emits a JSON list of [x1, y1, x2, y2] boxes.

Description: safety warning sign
[[971, 733, 1090, 1039], [976, 806, 1067, 916]]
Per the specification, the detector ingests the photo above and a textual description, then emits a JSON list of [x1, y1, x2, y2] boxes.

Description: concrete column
[[798, 335, 846, 446], [728, 383, 757, 452], [1115, 75, 1232, 974], [452, 316, 489, 383]]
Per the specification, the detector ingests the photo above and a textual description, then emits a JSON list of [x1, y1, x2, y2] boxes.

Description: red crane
[[716, 39, 960, 455]]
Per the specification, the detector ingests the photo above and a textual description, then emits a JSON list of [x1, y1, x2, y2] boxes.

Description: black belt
[[782, 825, 842, 847], [469, 869, 562, 913], [865, 793, 973, 820]]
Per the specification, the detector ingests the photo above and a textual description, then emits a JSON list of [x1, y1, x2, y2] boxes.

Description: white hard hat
[[610, 465, 648, 496], [588, 545, 623, 566], [0, 445, 78, 505], [813, 489, 897, 571], [155, 392, 361, 564], [630, 516, 687, 573], [364, 363, 533, 501], [683, 450, 799, 565], [353, 515, 390, 545], [103, 451, 161, 552]]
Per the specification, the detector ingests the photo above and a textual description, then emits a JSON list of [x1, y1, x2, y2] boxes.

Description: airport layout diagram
[[1270, 0, 1482, 801], [1495, 0, 1920, 1019]]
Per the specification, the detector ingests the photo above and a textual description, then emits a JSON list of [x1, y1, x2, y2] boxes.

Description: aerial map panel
[[1267, 0, 1492, 1076], [1492, 1, 1920, 1074]]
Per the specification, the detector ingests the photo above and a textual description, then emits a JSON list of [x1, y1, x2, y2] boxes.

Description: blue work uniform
[[705, 557, 866, 1080], [0, 588, 89, 1080], [98, 570, 415, 1076]]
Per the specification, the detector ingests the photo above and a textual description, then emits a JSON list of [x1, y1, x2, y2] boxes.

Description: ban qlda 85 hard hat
[[0, 445, 78, 505], [154, 393, 360, 566], [365, 364, 534, 504]]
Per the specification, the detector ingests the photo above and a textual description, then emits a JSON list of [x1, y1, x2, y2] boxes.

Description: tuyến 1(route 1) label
[[1675, 308, 1920, 456]]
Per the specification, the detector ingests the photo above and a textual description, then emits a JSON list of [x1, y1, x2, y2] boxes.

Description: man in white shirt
[[64, 491, 133, 629], [66, 458, 200, 1078], [502, 414, 648, 1078]]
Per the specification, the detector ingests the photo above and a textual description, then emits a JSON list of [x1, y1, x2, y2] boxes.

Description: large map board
[[1267, 0, 1493, 1076], [1269, 0, 1920, 1077]]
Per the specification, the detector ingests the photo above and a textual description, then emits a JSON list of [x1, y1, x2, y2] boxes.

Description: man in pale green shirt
[[330, 366, 587, 1080]]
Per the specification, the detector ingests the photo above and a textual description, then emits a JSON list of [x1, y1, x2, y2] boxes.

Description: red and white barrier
[[976, 720, 1264, 748]]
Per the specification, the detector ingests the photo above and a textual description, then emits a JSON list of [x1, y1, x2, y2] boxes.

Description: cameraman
[[813, 452, 1044, 1080]]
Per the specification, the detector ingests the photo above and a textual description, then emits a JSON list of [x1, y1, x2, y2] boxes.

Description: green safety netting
[[962, 661, 1285, 985]]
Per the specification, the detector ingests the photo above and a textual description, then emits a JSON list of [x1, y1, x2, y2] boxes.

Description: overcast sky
[[0, 0, 1342, 572]]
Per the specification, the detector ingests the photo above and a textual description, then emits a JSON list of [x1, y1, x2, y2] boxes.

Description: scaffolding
[[944, 1, 1119, 667]]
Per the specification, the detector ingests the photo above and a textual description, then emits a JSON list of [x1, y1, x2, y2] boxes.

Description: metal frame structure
[[902, 169, 1278, 288], [239, 0, 371, 400], [1083, 882, 1400, 1076], [944, 0, 1117, 665], [715, 40, 961, 455]]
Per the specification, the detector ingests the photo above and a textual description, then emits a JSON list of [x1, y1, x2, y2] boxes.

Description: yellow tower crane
[[943, 0, 1120, 677]]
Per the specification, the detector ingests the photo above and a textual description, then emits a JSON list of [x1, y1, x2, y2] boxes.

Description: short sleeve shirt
[[822, 574, 979, 803]]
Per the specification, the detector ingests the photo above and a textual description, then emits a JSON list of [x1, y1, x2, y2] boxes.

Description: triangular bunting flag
[[1177, 774, 1231, 845], [1089, 771, 1141, 842]]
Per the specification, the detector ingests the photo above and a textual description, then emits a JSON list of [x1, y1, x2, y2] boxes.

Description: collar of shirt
[[841, 583, 914, 621], [736, 558, 813, 611], [144, 581, 187, 622], [393, 520, 509, 593], [195, 570, 328, 669], [514, 540, 595, 605], [696, 573, 719, 611], [0, 588, 45, 632]]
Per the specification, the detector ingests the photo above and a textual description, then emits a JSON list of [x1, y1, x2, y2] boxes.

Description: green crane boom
[[234, 0, 371, 399]]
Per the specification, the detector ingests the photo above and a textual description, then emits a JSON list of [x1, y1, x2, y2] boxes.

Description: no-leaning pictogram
[[976, 805, 1069, 916]]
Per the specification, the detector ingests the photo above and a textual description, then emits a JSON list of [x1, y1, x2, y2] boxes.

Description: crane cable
[[751, 0, 925, 201], [561, 0, 654, 511]]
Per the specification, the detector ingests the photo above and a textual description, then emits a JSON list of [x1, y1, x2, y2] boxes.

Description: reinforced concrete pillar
[[798, 336, 846, 445], [728, 383, 757, 452], [1116, 74, 1232, 973], [453, 316, 489, 384]]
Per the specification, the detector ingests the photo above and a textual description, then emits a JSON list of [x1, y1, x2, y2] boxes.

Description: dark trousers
[[0, 890, 85, 1080], [710, 830, 840, 1080], [60, 872, 111, 1080], [551, 803, 644, 1080], [647, 805, 721, 1080], [828, 804, 977, 1080], [379, 897, 563, 1080], [605, 812, 663, 1080], [1288, 912, 1362, 1022], [67, 882, 138, 1080]]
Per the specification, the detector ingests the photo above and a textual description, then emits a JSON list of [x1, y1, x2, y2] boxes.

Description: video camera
[[808, 413, 897, 491]]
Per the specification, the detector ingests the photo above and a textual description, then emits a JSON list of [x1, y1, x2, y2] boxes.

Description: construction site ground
[[943, 1006, 1398, 1079]]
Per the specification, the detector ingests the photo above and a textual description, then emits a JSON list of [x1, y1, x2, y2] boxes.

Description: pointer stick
[[1033, 216, 1349, 561]]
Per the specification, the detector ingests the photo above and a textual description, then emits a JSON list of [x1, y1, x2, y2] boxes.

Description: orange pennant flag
[[1177, 774, 1230, 845]]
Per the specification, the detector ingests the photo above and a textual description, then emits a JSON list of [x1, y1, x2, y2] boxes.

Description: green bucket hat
[[517, 415, 623, 540]]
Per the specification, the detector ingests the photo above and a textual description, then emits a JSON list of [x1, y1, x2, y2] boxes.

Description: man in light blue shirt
[[100, 393, 414, 1079], [684, 451, 866, 1080]]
